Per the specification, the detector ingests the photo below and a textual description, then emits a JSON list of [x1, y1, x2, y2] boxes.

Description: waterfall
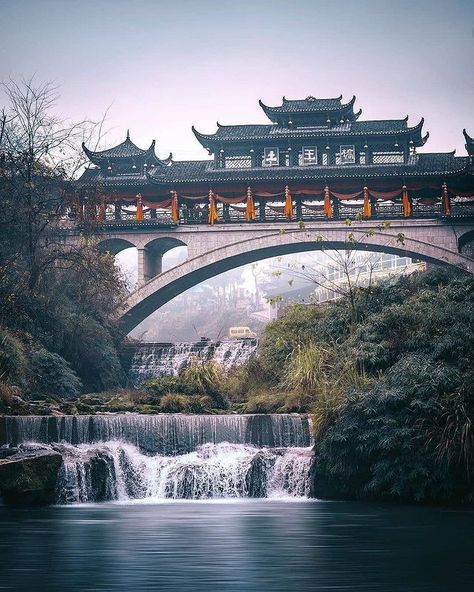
[[127, 340, 258, 385], [1, 414, 314, 503], [2, 414, 311, 453]]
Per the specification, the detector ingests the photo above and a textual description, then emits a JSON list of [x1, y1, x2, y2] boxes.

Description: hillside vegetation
[[233, 267, 474, 504]]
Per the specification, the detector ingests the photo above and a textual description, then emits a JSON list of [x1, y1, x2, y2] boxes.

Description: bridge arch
[[459, 229, 474, 258], [144, 237, 188, 264], [117, 227, 474, 333], [97, 237, 137, 256]]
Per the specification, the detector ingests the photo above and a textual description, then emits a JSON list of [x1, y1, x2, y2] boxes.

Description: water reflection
[[1, 500, 473, 592]]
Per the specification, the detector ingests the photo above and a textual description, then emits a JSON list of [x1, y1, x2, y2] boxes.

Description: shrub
[[0, 328, 28, 383], [159, 394, 190, 413], [145, 376, 195, 398], [29, 348, 82, 399], [145, 364, 229, 411], [60, 313, 124, 392], [313, 354, 473, 503], [242, 391, 287, 414], [181, 361, 223, 394]]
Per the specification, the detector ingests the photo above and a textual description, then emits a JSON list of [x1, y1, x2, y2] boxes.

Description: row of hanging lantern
[[124, 183, 452, 224]]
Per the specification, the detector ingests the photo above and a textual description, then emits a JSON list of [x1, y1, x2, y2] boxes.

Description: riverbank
[[2, 268, 473, 506]]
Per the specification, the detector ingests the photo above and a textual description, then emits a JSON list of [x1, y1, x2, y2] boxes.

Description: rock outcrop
[[0, 448, 62, 505]]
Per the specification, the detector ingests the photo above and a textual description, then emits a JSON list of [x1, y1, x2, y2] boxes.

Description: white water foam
[[54, 441, 313, 504]]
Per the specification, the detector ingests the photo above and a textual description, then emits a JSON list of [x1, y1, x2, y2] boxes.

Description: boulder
[[0, 449, 62, 505], [246, 451, 277, 497]]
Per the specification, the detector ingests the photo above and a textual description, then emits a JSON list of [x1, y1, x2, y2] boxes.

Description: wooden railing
[[72, 200, 474, 230]]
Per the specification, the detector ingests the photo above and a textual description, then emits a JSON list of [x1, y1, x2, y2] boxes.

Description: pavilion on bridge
[[76, 95, 474, 226]]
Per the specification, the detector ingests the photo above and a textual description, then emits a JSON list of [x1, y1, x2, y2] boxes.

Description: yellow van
[[229, 326, 257, 339]]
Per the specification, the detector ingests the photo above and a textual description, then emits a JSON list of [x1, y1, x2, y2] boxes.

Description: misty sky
[[1, 0, 473, 159]]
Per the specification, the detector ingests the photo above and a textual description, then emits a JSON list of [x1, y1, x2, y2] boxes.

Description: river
[[1, 414, 473, 590], [1, 499, 473, 592]]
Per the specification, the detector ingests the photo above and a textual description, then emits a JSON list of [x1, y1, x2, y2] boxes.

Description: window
[[224, 156, 252, 169], [372, 152, 404, 164], [359, 152, 366, 165], [302, 146, 318, 165], [322, 153, 328, 165], [263, 147, 280, 167]]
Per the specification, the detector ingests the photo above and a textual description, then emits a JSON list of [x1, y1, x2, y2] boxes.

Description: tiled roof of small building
[[78, 167, 150, 188], [82, 132, 165, 166]]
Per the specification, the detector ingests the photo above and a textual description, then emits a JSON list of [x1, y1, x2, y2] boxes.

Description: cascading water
[[1, 414, 314, 504], [127, 340, 258, 385]]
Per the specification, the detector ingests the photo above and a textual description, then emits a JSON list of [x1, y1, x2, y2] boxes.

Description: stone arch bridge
[[69, 219, 474, 333]]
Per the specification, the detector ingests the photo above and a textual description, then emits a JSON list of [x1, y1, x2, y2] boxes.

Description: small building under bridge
[[68, 95, 474, 332]]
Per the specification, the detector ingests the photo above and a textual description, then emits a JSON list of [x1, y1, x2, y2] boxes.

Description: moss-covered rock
[[0, 449, 62, 505]]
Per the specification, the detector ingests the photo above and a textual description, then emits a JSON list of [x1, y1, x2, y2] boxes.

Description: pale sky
[[1, 0, 473, 159]]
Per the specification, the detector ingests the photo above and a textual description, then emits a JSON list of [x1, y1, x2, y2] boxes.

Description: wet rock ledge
[[0, 448, 62, 505]]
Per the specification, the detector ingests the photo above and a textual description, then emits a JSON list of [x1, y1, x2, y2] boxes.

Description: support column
[[137, 248, 150, 286], [296, 198, 302, 220], [148, 251, 163, 277], [137, 248, 163, 286]]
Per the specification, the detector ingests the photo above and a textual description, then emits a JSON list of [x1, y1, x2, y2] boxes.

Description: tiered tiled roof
[[82, 131, 170, 167], [192, 117, 427, 145], [78, 96, 473, 195], [146, 153, 470, 186], [259, 95, 361, 124]]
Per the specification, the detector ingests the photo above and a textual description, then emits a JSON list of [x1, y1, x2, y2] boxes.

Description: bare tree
[[269, 220, 409, 324], [0, 77, 106, 291]]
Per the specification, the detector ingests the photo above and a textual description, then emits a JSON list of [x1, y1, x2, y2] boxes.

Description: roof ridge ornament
[[126, 129, 130, 140], [463, 129, 474, 156]]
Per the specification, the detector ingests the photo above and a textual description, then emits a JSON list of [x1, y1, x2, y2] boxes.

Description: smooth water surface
[[0, 500, 473, 592]]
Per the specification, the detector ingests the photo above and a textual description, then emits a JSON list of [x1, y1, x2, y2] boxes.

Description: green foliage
[[241, 391, 287, 413], [313, 354, 473, 503], [29, 348, 82, 399], [145, 376, 196, 398], [145, 361, 229, 411], [0, 328, 27, 383], [159, 394, 193, 413], [228, 267, 474, 504], [59, 313, 124, 392]]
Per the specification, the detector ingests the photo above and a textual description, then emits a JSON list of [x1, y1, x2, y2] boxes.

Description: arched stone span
[[140, 237, 188, 281], [96, 235, 188, 285], [97, 237, 137, 256], [117, 226, 474, 333], [144, 236, 187, 255], [459, 229, 474, 258]]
